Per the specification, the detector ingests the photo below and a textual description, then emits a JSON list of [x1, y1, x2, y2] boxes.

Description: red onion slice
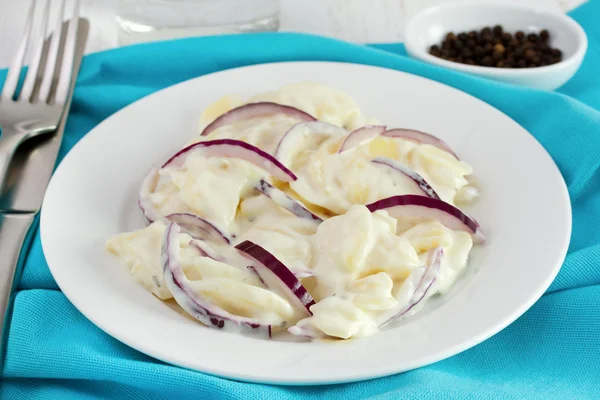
[[162, 139, 297, 182], [274, 121, 348, 165], [201, 102, 316, 137], [338, 125, 386, 153], [251, 259, 313, 280], [190, 239, 235, 265], [138, 167, 161, 224], [366, 195, 485, 244], [189, 239, 222, 261], [162, 223, 272, 338], [165, 212, 232, 244], [382, 128, 459, 159], [235, 241, 315, 317], [379, 247, 443, 327], [371, 157, 440, 200], [256, 179, 322, 222]]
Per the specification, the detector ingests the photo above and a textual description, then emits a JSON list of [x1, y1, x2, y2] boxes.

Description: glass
[[117, 0, 281, 46]]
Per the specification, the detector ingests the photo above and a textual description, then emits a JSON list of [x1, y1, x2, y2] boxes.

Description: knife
[[0, 18, 89, 365]]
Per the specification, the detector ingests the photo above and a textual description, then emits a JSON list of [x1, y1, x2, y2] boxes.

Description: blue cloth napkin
[[3, 1, 600, 398]]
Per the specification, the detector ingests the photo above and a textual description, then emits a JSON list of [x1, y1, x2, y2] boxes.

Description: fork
[[0, 0, 80, 196], [0, 0, 82, 367]]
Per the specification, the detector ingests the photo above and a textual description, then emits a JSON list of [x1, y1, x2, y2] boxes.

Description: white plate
[[41, 62, 571, 385]]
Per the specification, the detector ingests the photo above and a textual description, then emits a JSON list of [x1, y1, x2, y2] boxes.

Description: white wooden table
[[0, 0, 586, 68]]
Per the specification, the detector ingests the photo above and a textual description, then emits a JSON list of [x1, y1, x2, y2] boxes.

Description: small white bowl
[[405, 2, 587, 90]]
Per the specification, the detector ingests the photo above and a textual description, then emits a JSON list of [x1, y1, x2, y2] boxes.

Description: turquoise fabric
[[2, 1, 600, 398]]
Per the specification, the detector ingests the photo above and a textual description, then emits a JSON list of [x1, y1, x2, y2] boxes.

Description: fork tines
[[1, 0, 80, 105]]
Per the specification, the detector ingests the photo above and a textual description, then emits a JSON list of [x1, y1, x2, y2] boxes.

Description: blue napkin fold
[[3, 1, 600, 399]]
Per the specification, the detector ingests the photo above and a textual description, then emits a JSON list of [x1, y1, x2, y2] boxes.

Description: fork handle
[[0, 212, 36, 368], [0, 132, 25, 191]]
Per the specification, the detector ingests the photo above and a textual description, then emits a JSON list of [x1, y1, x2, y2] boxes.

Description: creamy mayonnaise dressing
[[152, 157, 265, 232], [106, 82, 480, 340]]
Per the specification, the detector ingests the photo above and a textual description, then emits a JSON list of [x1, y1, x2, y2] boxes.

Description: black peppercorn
[[542, 53, 553, 63], [514, 46, 524, 58], [492, 51, 503, 62], [534, 41, 546, 52], [481, 33, 493, 44], [429, 45, 441, 57], [428, 26, 562, 69], [524, 49, 536, 61], [515, 31, 525, 41]]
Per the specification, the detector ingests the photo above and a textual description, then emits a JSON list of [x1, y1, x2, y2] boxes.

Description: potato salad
[[106, 82, 484, 340]]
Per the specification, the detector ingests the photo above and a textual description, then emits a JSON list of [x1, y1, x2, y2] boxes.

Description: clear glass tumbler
[[116, 0, 281, 46]]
